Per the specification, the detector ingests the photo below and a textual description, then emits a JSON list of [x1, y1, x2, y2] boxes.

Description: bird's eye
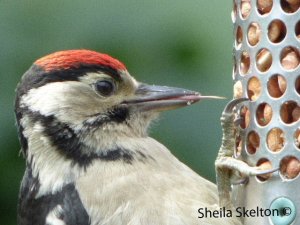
[[94, 80, 115, 96]]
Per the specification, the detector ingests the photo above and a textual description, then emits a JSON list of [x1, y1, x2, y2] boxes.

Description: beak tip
[[199, 95, 226, 100]]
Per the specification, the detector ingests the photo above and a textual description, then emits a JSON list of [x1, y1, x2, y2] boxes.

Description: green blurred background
[[0, 1, 233, 224]]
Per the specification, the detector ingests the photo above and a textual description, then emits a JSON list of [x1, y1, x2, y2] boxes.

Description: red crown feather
[[35, 49, 126, 72]]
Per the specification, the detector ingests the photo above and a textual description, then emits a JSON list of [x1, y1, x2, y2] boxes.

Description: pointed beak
[[122, 83, 224, 112]]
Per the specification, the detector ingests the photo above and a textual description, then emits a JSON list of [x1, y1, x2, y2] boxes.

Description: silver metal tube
[[232, 0, 300, 224]]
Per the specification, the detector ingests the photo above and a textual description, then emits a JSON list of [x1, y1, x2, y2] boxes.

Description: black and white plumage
[[15, 50, 241, 225]]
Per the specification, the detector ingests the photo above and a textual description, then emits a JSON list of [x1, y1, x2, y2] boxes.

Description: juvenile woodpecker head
[[15, 49, 214, 168]]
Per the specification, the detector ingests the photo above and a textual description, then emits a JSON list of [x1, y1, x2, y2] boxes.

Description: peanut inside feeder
[[268, 20, 286, 43], [267, 128, 285, 152], [267, 74, 286, 98], [280, 101, 300, 124], [256, 103, 272, 126], [295, 20, 300, 39], [257, 0, 273, 15], [256, 48, 272, 72], [295, 129, 300, 149], [240, 51, 250, 75], [247, 131, 260, 154], [248, 23, 261, 46], [236, 26, 243, 48], [280, 0, 300, 13], [280, 156, 300, 179], [281, 47, 300, 70], [247, 76, 261, 100], [240, 105, 250, 129], [256, 159, 273, 181], [241, 0, 251, 18]]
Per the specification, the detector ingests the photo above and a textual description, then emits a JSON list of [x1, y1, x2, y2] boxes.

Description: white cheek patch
[[21, 81, 79, 115], [20, 81, 103, 124]]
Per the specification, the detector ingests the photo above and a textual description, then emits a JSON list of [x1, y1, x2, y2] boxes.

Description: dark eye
[[94, 80, 115, 96]]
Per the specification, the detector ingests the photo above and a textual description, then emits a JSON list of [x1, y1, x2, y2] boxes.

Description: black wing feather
[[17, 166, 90, 225]]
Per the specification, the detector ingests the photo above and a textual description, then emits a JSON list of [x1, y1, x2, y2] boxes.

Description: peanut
[[281, 48, 300, 70], [257, 161, 272, 180], [241, 0, 251, 18], [256, 49, 272, 72], [267, 128, 284, 152], [248, 23, 261, 46], [257, 0, 273, 14]]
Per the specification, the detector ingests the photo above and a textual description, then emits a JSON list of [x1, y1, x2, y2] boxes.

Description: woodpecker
[[15, 49, 242, 225]]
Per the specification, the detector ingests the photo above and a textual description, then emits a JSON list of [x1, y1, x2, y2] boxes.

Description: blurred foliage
[[0, 1, 233, 224]]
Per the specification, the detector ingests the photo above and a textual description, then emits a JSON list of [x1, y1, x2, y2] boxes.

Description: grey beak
[[122, 83, 223, 112]]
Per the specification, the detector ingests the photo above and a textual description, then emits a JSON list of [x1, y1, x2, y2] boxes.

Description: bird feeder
[[232, 0, 300, 224]]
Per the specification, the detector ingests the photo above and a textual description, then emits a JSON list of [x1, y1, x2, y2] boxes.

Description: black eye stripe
[[94, 80, 115, 96]]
